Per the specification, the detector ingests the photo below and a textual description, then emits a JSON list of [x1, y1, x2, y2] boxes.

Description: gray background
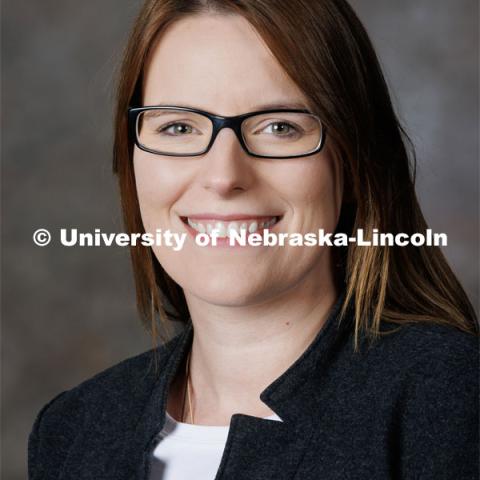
[[2, 1, 478, 478]]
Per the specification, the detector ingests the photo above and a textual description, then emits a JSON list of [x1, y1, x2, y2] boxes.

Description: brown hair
[[112, 0, 478, 357]]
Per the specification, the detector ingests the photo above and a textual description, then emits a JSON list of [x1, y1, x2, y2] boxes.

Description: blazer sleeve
[[28, 388, 84, 479], [398, 338, 479, 479]]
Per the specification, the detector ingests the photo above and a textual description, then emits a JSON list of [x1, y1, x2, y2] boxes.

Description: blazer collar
[[130, 286, 355, 479]]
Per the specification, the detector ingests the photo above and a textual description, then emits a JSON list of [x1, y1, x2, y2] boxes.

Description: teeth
[[264, 217, 276, 228], [248, 221, 258, 234], [214, 222, 226, 236], [186, 217, 278, 237]]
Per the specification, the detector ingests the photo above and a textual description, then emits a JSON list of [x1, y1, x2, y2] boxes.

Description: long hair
[[112, 0, 478, 356]]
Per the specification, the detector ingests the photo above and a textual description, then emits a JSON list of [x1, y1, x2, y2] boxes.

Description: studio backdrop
[[2, 1, 478, 479]]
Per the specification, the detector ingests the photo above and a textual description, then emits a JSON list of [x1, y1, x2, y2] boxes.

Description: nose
[[199, 128, 254, 196]]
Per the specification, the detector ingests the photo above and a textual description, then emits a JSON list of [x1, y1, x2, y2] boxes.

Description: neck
[[179, 260, 340, 425]]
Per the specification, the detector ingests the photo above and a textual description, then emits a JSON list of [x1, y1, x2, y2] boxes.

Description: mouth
[[179, 214, 283, 238]]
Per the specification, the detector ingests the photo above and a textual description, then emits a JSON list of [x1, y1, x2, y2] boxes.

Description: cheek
[[265, 150, 343, 231], [133, 150, 190, 229]]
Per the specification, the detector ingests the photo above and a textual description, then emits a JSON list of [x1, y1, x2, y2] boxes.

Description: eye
[[267, 122, 292, 134], [258, 121, 302, 138], [157, 123, 197, 136]]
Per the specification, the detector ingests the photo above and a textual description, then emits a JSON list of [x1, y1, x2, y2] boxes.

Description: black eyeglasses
[[128, 105, 327, 159]]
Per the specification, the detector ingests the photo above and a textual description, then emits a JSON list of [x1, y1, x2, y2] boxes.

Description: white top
[[148, 410, 283, 479]]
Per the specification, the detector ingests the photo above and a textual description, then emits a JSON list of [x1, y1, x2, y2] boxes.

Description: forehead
[[142, 13, 310, 115]]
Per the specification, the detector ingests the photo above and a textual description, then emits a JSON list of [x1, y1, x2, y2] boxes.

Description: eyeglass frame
[[128, 105, 327, 159]]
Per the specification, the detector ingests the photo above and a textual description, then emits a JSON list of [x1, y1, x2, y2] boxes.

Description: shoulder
[[364, 321, 479, 477], [342, 320, 479, 409], [361, 320, 478, 373], [354, 320, 478, 429], [383, 321, 478, 399], [393, 322, 478, 404], [28, 330, 183, 478], [32, 329, 183, 418], [71, 333, 178, 402]]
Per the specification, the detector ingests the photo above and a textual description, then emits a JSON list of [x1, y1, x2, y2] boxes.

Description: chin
[[185, 277, 266, 307]]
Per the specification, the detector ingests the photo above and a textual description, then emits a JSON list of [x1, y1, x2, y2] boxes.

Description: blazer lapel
[[213, 388, 317, 479]]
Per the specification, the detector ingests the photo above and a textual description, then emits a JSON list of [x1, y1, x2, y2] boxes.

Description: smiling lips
[[181, 215, 281, 238]]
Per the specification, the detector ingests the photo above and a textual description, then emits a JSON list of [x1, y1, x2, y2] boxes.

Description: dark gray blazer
[[28, 291, 479, 479]]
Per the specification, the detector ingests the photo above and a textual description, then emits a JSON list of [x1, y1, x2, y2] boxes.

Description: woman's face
[[134, 14, 344, 307]]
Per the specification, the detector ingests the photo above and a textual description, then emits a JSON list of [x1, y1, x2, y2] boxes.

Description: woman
[[28, 1, 478, 479]]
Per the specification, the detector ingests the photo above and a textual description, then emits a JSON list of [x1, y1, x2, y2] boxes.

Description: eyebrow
[[251, 101, 310, 110], [143, 101, 310, 113]]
